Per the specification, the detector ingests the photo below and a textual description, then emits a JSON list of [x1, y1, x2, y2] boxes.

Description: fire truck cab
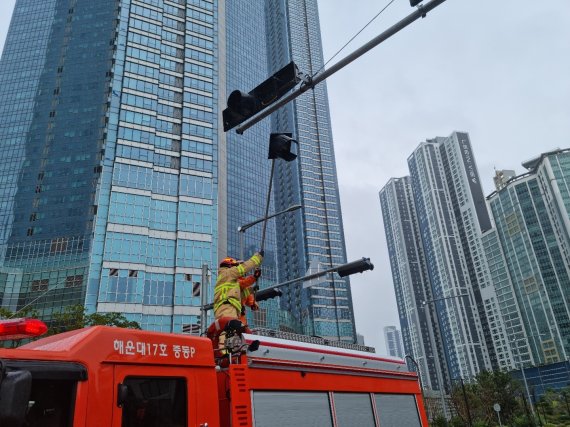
[[0, 323, 427, 427]]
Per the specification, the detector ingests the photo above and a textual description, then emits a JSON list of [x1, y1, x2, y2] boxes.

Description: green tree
[[449, 370, 522, 426], [48, 305, 141, 335], [560, 387, 570, 417], [476, 370, 520, 424], [450, 380, 477, 425], [86, 312, 141, 329], [1, 305, 140, 347], [0, 306, 40, 320]]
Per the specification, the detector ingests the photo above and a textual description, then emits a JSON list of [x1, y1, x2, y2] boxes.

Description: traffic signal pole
[[236, 0, 447, 134], [260, 159, 275, 253], [202, 258, 373, 311]]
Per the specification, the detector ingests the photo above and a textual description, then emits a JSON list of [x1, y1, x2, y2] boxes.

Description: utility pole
[[199, 264, 209, 335]]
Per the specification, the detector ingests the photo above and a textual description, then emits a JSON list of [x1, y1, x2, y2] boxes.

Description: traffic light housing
[[223, 62, 301, 132], [269, 133, 297, 162], [255, 287, 283, 303], [336, 258, 374, 277], [410, 0, 423, 6]]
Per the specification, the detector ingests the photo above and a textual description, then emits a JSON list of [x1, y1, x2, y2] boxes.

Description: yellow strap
[[215, 287, 230, 303], [251, 255, 261, 265], [214, 296, 241, 312], [214, 281, 241, 312], [215, 282, 237, 292], [237, 264, 245, 275]]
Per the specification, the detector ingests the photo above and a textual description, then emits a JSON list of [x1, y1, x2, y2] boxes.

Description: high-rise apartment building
[[480, 228, 526, 371], [0, 0, 354, 340], [379, 177, 441, 389], [407, 132, 496, 381], [380, 132, 514, 388], [383, 326, 404, 358], [487, 149, 570, 366]]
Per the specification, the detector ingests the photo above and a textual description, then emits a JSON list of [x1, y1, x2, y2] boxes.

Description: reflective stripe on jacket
[[213, 253, 263, 313]]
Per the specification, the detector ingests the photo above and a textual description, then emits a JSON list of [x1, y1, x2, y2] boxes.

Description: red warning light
[[0, 318, 48, 340]]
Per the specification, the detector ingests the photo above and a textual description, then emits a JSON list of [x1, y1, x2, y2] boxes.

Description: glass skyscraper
[[266, 0, 355, 341], [223, 1, 284, 331], [1, 0, 219, 331], [0, 0, 354, 340]]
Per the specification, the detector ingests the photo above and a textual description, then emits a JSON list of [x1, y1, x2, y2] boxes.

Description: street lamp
[[237, 204, 302, 259]]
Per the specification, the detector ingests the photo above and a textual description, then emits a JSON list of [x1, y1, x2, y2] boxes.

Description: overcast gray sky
[[317, 0, 570, 353], [1, 0, 569, 354]]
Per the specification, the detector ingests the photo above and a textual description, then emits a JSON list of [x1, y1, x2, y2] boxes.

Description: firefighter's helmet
[[220, 257, 240, 268]]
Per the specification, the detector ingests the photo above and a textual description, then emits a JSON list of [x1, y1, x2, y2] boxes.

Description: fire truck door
[[111, 365, 192, 427]]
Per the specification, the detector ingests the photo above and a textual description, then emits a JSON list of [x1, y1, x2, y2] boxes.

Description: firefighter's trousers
[[214, 303, 240, 349]]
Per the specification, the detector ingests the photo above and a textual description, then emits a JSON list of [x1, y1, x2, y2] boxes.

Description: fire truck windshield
[[0, 360, 85, 427]]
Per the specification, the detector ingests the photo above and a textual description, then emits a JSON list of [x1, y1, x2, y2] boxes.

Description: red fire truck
[[0, 318, 427, 426]]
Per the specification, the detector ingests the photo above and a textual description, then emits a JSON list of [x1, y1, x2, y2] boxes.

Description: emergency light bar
[[0, 318, 48, 340]]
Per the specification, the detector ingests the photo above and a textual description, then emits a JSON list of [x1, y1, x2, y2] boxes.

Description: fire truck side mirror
[[117, 383, 129, 407], [0, 368, 32, 427]]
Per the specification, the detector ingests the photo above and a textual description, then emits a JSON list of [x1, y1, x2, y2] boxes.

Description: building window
[[50, 237, 69, 253], [31, 279, 49, 292], [65, 275, 84, 288]]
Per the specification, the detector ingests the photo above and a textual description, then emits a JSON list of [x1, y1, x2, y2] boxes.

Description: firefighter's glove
[[258, 249, 264, 257], [251, 302, 259, 311], [253, 268, 262, 279]]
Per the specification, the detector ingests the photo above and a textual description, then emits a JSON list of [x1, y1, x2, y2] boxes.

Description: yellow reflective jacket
[[213, 252, 263, 314]]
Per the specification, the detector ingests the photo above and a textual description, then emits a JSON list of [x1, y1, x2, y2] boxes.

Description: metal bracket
[[299, 72, 315, 91], [417, 4, 427, 18]]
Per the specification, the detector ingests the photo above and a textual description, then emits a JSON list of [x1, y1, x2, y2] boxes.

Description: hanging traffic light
[[223, 62, 301, 132], [336, 258, 374, 277], [268, 133, 297, 162], [410, 0, 423, 6]]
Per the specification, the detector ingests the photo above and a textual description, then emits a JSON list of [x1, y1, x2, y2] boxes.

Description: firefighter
[[239, 267, 262, 330], [213, 251, 263, 348]]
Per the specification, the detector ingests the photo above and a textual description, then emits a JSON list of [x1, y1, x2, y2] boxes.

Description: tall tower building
[[488, 149, 570, 365], [0, 0, 220, 331], [265, 0, 356, 342], [223, 2, 282, 331], [0, 0, 354, 340], [406, 132, 499, 381], [380, 177, 443, 390], [480, 227, 526, 371], [383, 326, 404, 358]]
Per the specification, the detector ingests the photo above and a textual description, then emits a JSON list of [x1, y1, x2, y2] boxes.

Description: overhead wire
[[312, 0, 398, 78]]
